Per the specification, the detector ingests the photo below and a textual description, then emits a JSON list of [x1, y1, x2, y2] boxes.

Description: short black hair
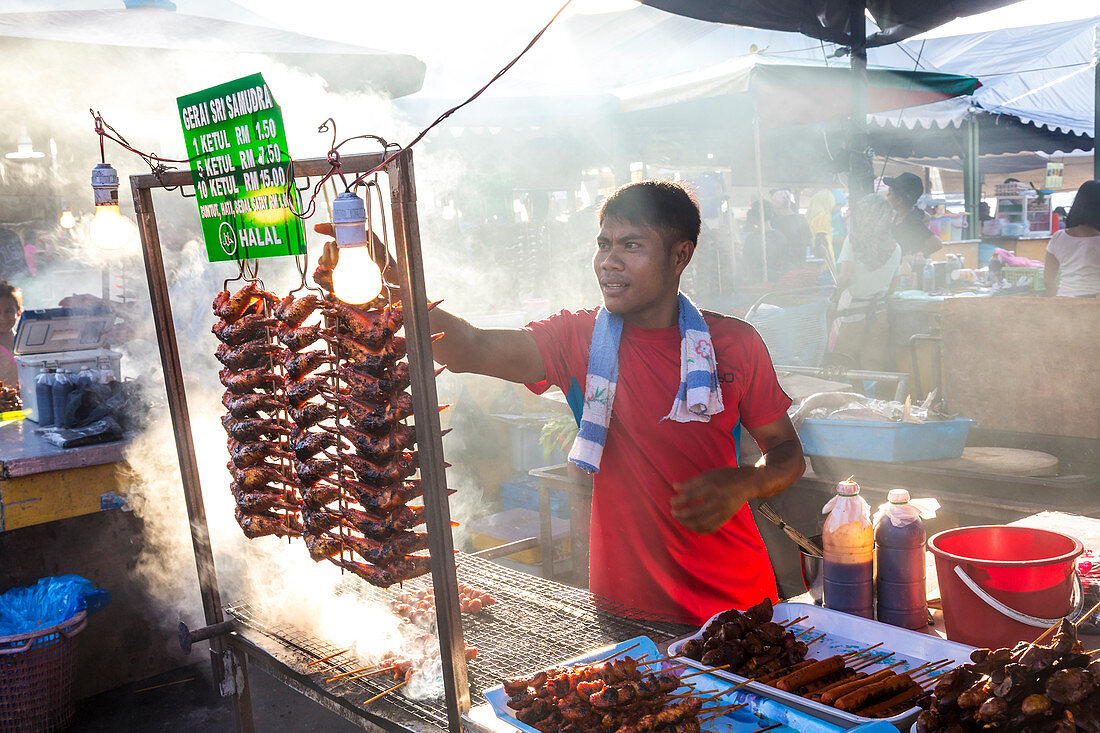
[[1065, 180, 1100, 230], [598, 180, 701, 246]]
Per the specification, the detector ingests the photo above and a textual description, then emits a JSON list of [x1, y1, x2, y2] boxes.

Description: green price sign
[[177, 73, 305, 263]]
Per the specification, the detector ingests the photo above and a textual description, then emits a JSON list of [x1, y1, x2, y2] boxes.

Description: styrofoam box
[[667, 603, 974, 730], [15, 349, 122, 423]]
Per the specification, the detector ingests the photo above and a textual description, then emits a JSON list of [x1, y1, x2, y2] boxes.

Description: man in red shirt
[[406, 181, 802, 624]]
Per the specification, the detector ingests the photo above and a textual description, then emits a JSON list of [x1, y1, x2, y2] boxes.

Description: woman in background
[[0, 281, 22, 387], [830, 194, 901, 371], [1045, 180, 1100, 297]]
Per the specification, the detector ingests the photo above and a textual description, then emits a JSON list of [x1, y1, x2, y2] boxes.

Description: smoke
[[1, 6, 605, 686]]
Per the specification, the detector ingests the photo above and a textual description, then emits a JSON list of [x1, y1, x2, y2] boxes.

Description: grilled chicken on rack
[[272, 291, 448, 588], [214, 282, 302, 540]]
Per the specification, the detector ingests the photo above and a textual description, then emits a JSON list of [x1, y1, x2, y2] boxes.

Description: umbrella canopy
[[638, 0, 1023, 48], [0, 7, 426, 96], [617, 54, 979, 123]]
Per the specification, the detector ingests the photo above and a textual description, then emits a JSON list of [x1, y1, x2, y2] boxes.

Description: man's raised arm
[[428, 308, 546, 385]]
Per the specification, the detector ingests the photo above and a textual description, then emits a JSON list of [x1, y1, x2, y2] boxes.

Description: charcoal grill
[[223, 552, 692, 731], [130, 150, 689, 733]]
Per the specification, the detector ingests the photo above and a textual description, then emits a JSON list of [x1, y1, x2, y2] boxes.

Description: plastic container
[[667, 602, 975, 730], [51, 370, 72, 429], [822, 479, 874, 619], [798, 417, 973, 462], [33, 369, 55, 427], [874, 489, 928, 630], [14, 349, 122, 424], [928, 525, 1083, 649], [0, 611, 87, 732]]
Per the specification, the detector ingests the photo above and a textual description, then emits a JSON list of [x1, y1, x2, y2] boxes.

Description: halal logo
[[218, 221, 237, 256]]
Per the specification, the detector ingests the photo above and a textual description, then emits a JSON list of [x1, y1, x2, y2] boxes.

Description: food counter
[[0, 418, 131, 531]]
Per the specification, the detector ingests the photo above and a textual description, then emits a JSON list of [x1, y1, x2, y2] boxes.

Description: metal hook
[[318, 118, 338, 155]]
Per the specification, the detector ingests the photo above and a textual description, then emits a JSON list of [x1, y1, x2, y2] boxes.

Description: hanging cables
[[91, 109, 193, 187], [340, 0, 575, 192]]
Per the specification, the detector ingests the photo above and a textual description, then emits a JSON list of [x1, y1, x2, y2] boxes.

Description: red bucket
[[928, 525, 1083, 649]]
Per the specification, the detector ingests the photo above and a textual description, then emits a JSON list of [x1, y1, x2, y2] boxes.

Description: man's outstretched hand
[[670, 466, 763, 534]]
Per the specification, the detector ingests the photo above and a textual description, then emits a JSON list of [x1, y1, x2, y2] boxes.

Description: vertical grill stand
[[131, 150, 469, 732]]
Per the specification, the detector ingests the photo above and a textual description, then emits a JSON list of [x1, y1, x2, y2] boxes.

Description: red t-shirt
[[526, 309, 792, 625]]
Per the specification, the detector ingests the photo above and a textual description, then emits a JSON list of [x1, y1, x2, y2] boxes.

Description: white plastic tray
[[481, 635, 845, 733], [667, 603, 974, 730]]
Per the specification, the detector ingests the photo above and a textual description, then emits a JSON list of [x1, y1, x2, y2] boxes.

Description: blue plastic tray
[[798, 417, 973, 462]]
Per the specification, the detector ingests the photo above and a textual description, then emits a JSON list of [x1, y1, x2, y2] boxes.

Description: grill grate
[[226, 552, 694, 731]]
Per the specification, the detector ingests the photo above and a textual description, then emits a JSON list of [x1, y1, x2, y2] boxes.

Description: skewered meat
[[330, 529, 428, 566], [284, 350, 335, 381], [290, 428, 340, 460], [234, 506, 302, 539], [227, 462, 295, 491], [683, 601, 808, 680], [325, 450, 417, 486], [322, 331, 407, 363], [216, 341, 284, 370], [220, 366, 280, 393], [221, 415, 291, 441], [274, 293, 327, 327], [212, 313, 277, 346], [228, 438, 295, 468], [330, 555, 428, 588], [285, 375, 333, 408], [330, 391, 414, 432], [294, 458, 346, 486], [234, 491, 299, 514], [213, 282, 278, 322], [277, 323, 324, 352], [323, 422, 415, 460], [288, 401, 339, 428], [222, 391, 284, 419], [305, 533, 342, 561], [322, 301, 404, 348]]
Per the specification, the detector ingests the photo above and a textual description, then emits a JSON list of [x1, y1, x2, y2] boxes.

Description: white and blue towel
[[569, 293, 724, 474]]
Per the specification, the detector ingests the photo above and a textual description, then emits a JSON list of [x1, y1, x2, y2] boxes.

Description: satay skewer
[[307, 648, 351, 667], [346, 664, 398, 682], [697, 702, 749, 722], [779, 615, 810, 628], [843, 642, 884, 661], [792, 626, 816, 640], [805, 632, 828, 647], [678, 664, 730, 680], [594, 642, 641, 663], [852, 652, 895, 671], [637, 654, 678, 667], [363, 678, 409, 705]]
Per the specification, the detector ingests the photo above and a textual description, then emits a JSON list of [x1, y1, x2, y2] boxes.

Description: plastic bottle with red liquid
[[875, 489, 937, 629], [822, 479, 874, 618]]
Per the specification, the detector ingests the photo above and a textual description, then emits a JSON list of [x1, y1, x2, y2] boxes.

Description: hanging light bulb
[[330, 191, 383, 304], [59, 202, 76, 230], [90, 162, 123, 250], [5, 126, 45, 160]]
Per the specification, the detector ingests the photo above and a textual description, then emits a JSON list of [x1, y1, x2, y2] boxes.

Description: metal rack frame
[[130, 150, 469, 732]]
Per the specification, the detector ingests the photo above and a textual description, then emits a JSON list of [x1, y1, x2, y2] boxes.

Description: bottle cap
[[888, 488, 910, 504], [836, 479, 860, 496]]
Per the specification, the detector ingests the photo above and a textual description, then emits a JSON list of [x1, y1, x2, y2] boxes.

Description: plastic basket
[[798, 417, 973, 462], [1001, 266, 1044, 291], [0, 611, 86, 733]]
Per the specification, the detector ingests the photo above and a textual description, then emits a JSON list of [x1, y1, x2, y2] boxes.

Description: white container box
[[15, 349, 122, 423]]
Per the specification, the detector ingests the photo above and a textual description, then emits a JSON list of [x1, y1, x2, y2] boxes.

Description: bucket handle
[[952, 565, 1085, 628]]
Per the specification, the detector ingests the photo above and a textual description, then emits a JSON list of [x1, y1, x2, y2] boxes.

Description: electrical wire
[[343, 0, 575, 192]]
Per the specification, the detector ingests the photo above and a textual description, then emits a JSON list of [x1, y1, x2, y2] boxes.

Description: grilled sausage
[[835, 673, 914, 711], [776, 655, 846, 692], [821, 669, 899, 705]]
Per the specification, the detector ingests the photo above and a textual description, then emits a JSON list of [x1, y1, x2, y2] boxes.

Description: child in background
[[0, 281, 22, 387]]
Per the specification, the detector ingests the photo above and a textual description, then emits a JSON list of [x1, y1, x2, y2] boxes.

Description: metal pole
[[130, 179, 255, 733], [386, 149, 470, 732], [849, 0, 871, 199], [964, 115, 981, 240], [1094, 25, 1099, 180], [753, 110, 769, 282]]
